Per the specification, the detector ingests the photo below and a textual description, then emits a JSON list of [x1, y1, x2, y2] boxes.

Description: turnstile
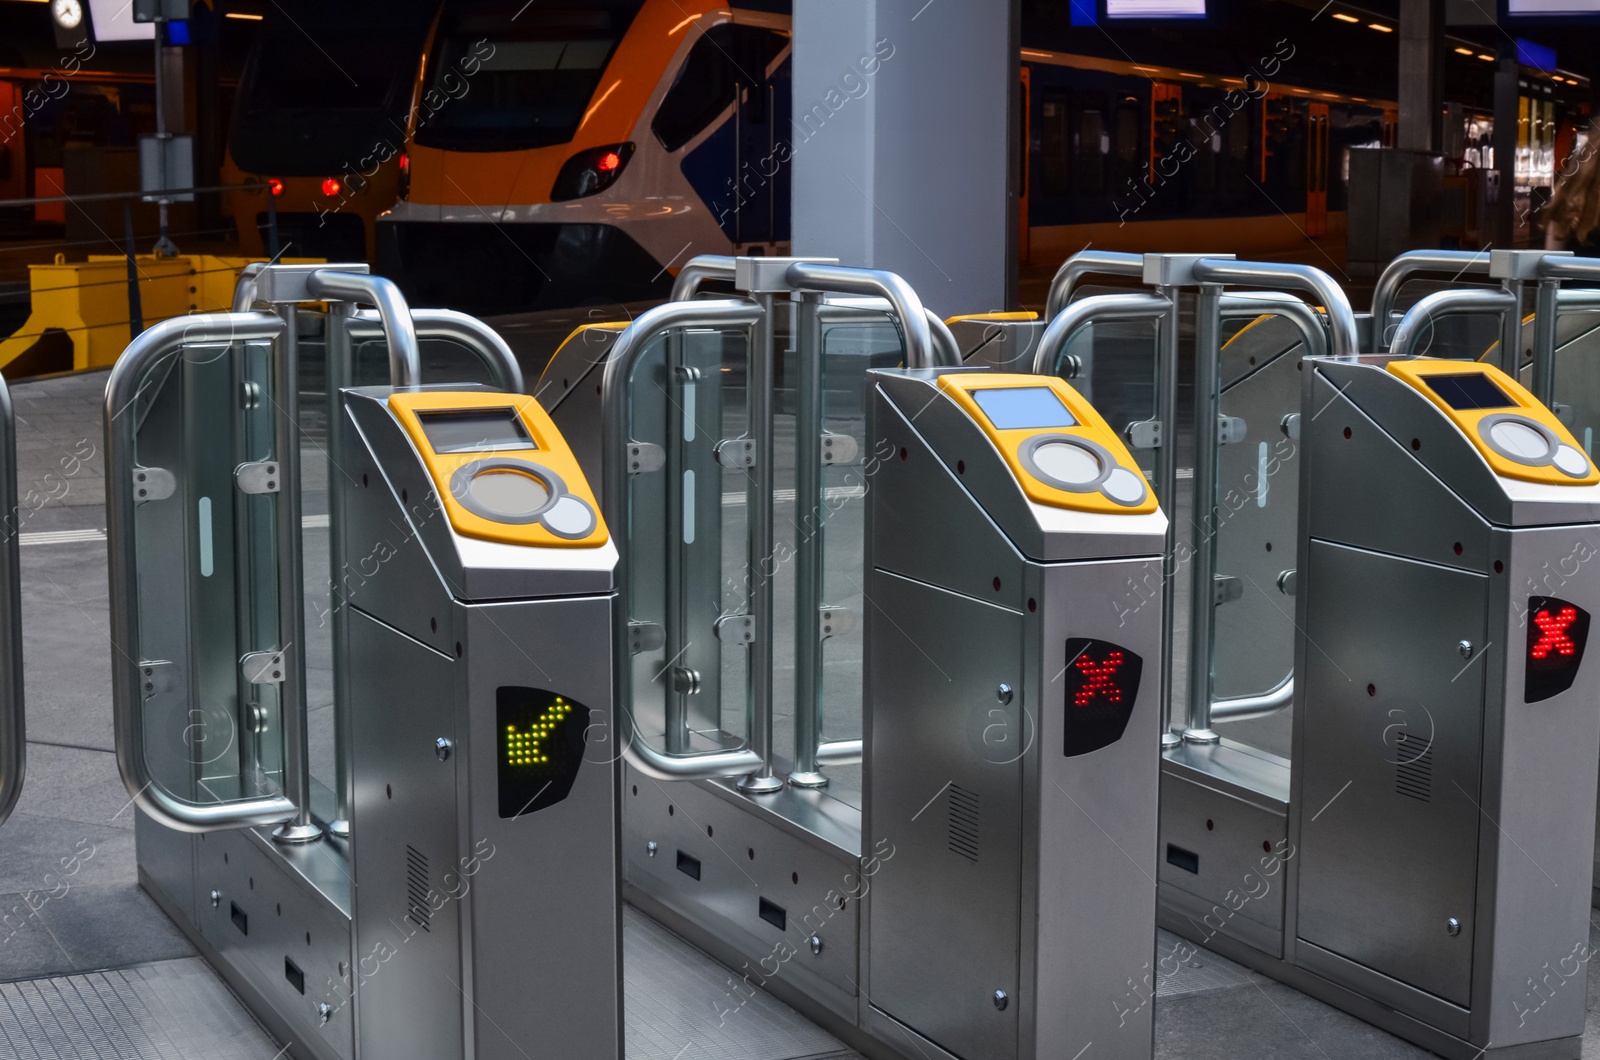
[[1284, 356, 1600, 1058], [863, 370, 1166, 1060], [106, 264, 620, 1060]]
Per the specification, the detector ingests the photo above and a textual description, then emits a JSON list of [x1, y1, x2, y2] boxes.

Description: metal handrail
[[107, 312, 303, 832], [1371, 250, 1493, 349], [602, 299, 768, 782], [1190, 259, 1359, 358], [785, 262, 949, 368], [1211, 674, 1295, 722], [352, 308, 525, 393], [304, 271, 421, 388], [0, 376, 23, 828], [1045, 250, 1145, 319], [1220, 292, 1329, 361], [1031, 292, 1172, 376], [1390, 288, 1519, 359], [232, 262, 266, 313], [670, 255, 739, 301], [925, 309, 961, 367]]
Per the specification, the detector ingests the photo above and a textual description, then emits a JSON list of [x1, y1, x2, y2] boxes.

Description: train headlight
[[550, 143, 636, 202]]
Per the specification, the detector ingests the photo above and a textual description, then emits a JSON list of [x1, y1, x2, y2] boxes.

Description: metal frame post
[[790, 292, 828, 788], [0, 376, 24, 828], [1182, 284, 1225, 744], [1154, 288, 1183, 749]]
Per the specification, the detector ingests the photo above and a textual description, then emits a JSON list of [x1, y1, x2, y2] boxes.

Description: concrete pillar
[[1397, 0, 1444, 152], [790, 0, 1016, 313], [1493, 49, 1519, 246]]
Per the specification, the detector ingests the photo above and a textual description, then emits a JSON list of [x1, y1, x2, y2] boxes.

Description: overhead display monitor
[[1105, 0, 1206, 17], [88, 0, 156, 40], [1502, 0, 1600, 24]]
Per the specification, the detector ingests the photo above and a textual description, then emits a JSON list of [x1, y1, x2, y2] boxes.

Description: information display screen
[[496, 687, 590, 817], [972, 387, 1079, 430], [1425, 373, 1517, 411], [1062, 638, 1143, 757], [1105, 0, 1206, 15], [1526, 597, 1590, 702], [419, 408, 537, 454]]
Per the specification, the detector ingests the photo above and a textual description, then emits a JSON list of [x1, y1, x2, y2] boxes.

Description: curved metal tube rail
[[924, 309, 961, 367], [107, 312, 303, 832], [1211, 674, 1295, 723], [1389, 288, 1519, 360], [1370, 250, 1493, 349], [785, 262, 948, 368], [0, 377, 23, 827], [1045, 250, 1145, 319], [305, 271, 421, 388], [1031, 292, 1172, 376], [601, 299, 769, 782], [353, 308, 525, 394], [1191, 259, 1359, 358], [670, 255, 739, 301]]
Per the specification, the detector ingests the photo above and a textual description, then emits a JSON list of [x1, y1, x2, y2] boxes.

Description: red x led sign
[[1526, 597, 1590, 703], [1062, 638, 1143, 757]]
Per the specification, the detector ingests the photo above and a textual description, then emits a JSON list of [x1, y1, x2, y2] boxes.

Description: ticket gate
[[106, 264, 619, 1060], [863, 369, 1166, 1060], [0, 373, 23, 832]]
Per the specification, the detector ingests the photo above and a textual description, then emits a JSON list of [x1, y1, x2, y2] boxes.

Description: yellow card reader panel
[[388, 391, 609, 548], [1386, 359, 1598, 486], [937, 373, 1159, 515]]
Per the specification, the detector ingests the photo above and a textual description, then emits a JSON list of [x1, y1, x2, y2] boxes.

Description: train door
[[1306, 102, 1329, 237]]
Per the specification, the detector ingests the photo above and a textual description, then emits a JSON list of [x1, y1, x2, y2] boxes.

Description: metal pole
[[266, 192, 280, 261], [324, 306, 354, 837], [270, 306, 322, 843], [1499, 279, 1526, 376], [0, 376, 24, 828], [790, 293, 827, 788], [737, 291, 783, 795], [1183, 284, 1224, 745], [1532, 278, 1561, 405], [124, 201, 144, 338], [1044, 250, 1146, 319], [663, 327, 692, 756], [1155, 287, 1182, 751]]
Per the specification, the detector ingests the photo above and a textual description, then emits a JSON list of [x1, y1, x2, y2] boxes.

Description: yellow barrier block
[[0, 254, 325, 376]]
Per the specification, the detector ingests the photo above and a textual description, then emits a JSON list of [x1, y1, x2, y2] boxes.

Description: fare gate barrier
[[0, 373, 23, 831], [107, 264, 618, 1060]]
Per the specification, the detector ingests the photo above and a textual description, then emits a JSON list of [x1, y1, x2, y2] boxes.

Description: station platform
[[2, 366, 1587, 1060]]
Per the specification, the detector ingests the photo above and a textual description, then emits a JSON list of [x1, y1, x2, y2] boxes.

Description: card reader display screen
[[1062, 638, 1142, 757], [496, 687, 590, 817], [1425, 373, 1517, 411], [971, 387, 1079, 430], [419, 409, 537, 454]]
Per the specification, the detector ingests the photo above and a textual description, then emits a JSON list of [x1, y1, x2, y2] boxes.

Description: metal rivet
[[1457, 641, 1473, 659], [993, 989, 1009, 1011], [318, 1002, 333, 1025], [646, 841, 659, 858], [1446, 917, 1461, 936], [809, 935, 823, 956], [996, 683, 1014, 705], [434, 737, 452, 761], [210, 889, 221, 908]]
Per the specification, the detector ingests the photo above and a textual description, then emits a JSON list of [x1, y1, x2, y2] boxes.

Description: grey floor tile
[[12, 743, 138, 832], [0, 893, 75, 984], [0, 812, 135, 893], [1156, 978, 1436, 1059], [33, 883, 195, 973]]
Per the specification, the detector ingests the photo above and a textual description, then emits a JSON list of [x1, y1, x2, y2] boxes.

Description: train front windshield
[[415, 1, 646, 153]]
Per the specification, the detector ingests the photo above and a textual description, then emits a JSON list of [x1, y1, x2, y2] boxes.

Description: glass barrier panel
[[1046, 319, 1161, 477], [1524, 309, 1600, 455], [128, 337, 286, 806], [1387, 279, 1504, 359]]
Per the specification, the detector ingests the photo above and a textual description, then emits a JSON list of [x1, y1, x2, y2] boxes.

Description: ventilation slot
[[405, 845, 432, 932], [1395, 732, 1433, 803], [948, 785, 980, 862]]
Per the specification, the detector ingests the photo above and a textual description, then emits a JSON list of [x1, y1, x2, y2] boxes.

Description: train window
[[1114, 103, 1140, 166], [1228, 111, 1251, 162], [653, 24, 788, 153], [413, 1, 646, 153], [1040, 92, 1069, 196], [1077, 109, 1106, 193]]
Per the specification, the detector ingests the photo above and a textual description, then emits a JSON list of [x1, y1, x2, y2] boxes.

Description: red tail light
[[597, 151, 622, 173], [268, 178, 284, 196], [551, 143, 635, 201], [321, 177, 342, 197]]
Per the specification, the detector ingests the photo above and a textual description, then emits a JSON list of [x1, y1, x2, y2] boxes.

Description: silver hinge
[[234, 461, 281, 495], [240, 650, 286, 685], [1125, 421, 1163, 450], [626, 442, 665, 475], [131, 467, 176, 503], [715, 438, 756, 468], [1212, 574, 1243, 606], [137, 660, 177, 698], [1217, 416, 1248, 446], [1277, 569, 1298, 597], [627, 622, 665, 655], [715, 613, 755, 643], [819, 607, 857, 640], [819, 434, 859, 466], [1280, 413, 1301, 442]]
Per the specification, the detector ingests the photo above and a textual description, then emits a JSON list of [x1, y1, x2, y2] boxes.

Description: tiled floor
[[0, 366, 1595, 1060]]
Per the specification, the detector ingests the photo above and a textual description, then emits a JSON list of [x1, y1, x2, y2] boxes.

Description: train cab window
[[652, 24, 788, 152], [1228, 112, 1251, 162], [1077, 110, 1106, 193], [413, 1, 646, 153]]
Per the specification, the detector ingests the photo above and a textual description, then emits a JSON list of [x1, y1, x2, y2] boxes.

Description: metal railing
[[352, 308, 525, 394], [670, 255, 738, 302], [1369, 250, 1494, 350], [1044, 250, 1145, 318], [1389, 288, 1521, 360], [0, 375, 24, 828]]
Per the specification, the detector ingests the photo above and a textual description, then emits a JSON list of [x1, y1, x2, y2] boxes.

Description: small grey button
[[1446, 917, 1461, 936], [1457, 641, 1474, 660], [646, 841, 658, 858], [809, 935, 823, 956], [993, 989, 1009, 1011], [996, 683, 1014, 705]]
